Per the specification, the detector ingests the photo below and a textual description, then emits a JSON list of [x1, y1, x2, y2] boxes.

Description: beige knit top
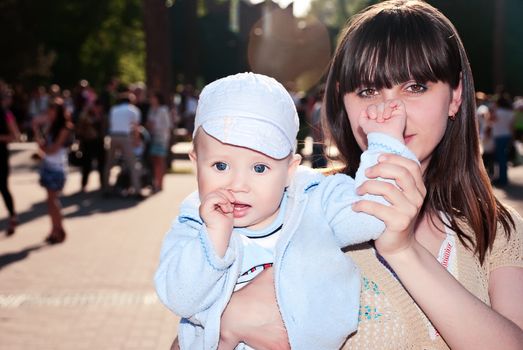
[[340, 207, 523, 350]]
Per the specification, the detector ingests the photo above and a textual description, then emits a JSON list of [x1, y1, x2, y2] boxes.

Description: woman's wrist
[[377, 238, 424, 270]]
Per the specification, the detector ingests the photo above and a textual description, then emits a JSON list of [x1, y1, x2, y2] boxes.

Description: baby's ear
[[286, 154, 302, 186], [188, 149, 197, 164]]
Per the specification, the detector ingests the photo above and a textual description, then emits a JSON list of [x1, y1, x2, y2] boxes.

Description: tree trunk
[[143, 0, 172, 104]]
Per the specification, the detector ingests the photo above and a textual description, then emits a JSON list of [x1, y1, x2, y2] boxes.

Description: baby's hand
[[199, 189, 236, 256], [359, 99, 406, 143]]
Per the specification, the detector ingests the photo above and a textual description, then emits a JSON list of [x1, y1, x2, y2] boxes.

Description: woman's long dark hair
[[323, 0, 514, 263]]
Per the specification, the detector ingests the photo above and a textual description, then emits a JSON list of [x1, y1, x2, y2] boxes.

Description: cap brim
[[201, 116, 293, 159]]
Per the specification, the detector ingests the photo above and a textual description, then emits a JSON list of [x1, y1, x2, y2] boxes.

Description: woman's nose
[[382, 89, 399, 101]]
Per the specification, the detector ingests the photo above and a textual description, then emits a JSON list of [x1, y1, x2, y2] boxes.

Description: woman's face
[[343, 80, 462, 172]]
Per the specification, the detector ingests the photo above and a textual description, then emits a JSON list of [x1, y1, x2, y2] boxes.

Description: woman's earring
[[449, 114, 456, 121]]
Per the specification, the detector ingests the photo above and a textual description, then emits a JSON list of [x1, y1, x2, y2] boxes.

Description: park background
[[1, 0, 522, 98], [1, 1, 523, 349]]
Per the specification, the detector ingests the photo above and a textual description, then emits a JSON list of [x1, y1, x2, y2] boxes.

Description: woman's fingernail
[[379, 155, 387, 162]]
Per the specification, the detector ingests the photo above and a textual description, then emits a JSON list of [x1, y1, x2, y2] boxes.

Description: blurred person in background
[[181, 85, 198, 134], [72, 79, 92, 123], [491, 93, 515, 186], [146, 92, 172, 192], [32, 97, 73, 244], [0, 90, 21, 235], [76, 99, 107, 192], [10, 83, 29, 138], [476, 92, 495, 179], [99, 78, 119, 116], [27, 86, 49, 140], [513, 97, 523, 142], [132, 82, 150, 125], [103, 92, 142, 199]]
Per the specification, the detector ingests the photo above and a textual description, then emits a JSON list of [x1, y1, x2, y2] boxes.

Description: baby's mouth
[[232, 203, 251, 217]]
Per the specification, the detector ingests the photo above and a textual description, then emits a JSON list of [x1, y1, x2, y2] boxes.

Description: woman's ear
[[286, 154, 302, 187], [448, 77, 463, 117]]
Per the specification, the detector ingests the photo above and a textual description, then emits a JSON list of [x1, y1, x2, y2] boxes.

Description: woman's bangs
[[339, 10, 457, 94]]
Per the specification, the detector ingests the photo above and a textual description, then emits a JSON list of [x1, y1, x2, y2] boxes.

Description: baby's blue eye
[[213, 162, 229, 171], [253, 164, 268, 173]]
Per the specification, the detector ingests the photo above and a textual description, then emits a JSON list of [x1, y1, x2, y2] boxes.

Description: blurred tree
[[169, 0, 199, 85], [429, 0, 523, 94], [1, 0, 521, 95], [169, 0, 242, 87], [80, 0, 145, 88], [200, 1, 243, 83], [143, 0, 172, 103], [308, 0, 374, 28], [0, 0, 144, 89]]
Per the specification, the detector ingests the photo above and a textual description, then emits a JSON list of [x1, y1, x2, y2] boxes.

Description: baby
[[155, 72, 417, 349]]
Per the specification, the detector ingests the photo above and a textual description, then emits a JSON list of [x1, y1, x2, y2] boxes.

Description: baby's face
[[191, 130, 298, 230]]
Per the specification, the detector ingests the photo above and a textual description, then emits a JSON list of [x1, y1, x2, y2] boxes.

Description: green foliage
[[308, 0, 374, 28], [0, 0, 145, 90], [79, 0, 145, 88]]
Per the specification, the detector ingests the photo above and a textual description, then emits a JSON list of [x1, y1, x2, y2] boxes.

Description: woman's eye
[[253, 164, 268, 173], [406, 83, 427, 94], [213, 162, 229, 171], [357, 88, 378, 98]]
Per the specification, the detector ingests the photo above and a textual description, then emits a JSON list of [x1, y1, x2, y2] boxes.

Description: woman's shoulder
[[489, 204, 523, 271]]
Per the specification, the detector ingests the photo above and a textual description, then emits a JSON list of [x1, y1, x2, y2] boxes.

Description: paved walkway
[[0, 143, 522, 349], [0, 143, 195, 349]]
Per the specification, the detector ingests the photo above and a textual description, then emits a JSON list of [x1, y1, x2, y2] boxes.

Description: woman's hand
[[352, 153, 426, 257], [219, 268, 290, 350]]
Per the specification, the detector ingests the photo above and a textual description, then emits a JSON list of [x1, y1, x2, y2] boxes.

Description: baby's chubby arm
[[154, 191, 240, 319], [323, 99, 418, 246], [199, 189, 236, 257]]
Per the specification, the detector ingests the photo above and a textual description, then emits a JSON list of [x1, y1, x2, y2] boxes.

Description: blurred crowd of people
[[1, 78, 186, 195], [476, 90, 523, 187], [0, 78, 188, 242]]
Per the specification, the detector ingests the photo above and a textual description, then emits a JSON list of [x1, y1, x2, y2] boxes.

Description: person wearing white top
[[103, 92, 142, 197]]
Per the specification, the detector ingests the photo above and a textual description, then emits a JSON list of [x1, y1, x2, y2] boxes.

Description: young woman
[[215, 1, 523, 349], [0, 91, 21, 235], [33, 97, 73, 244]]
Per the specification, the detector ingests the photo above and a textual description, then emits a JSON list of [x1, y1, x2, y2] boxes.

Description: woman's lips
[[404, 134, 414, 144]]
